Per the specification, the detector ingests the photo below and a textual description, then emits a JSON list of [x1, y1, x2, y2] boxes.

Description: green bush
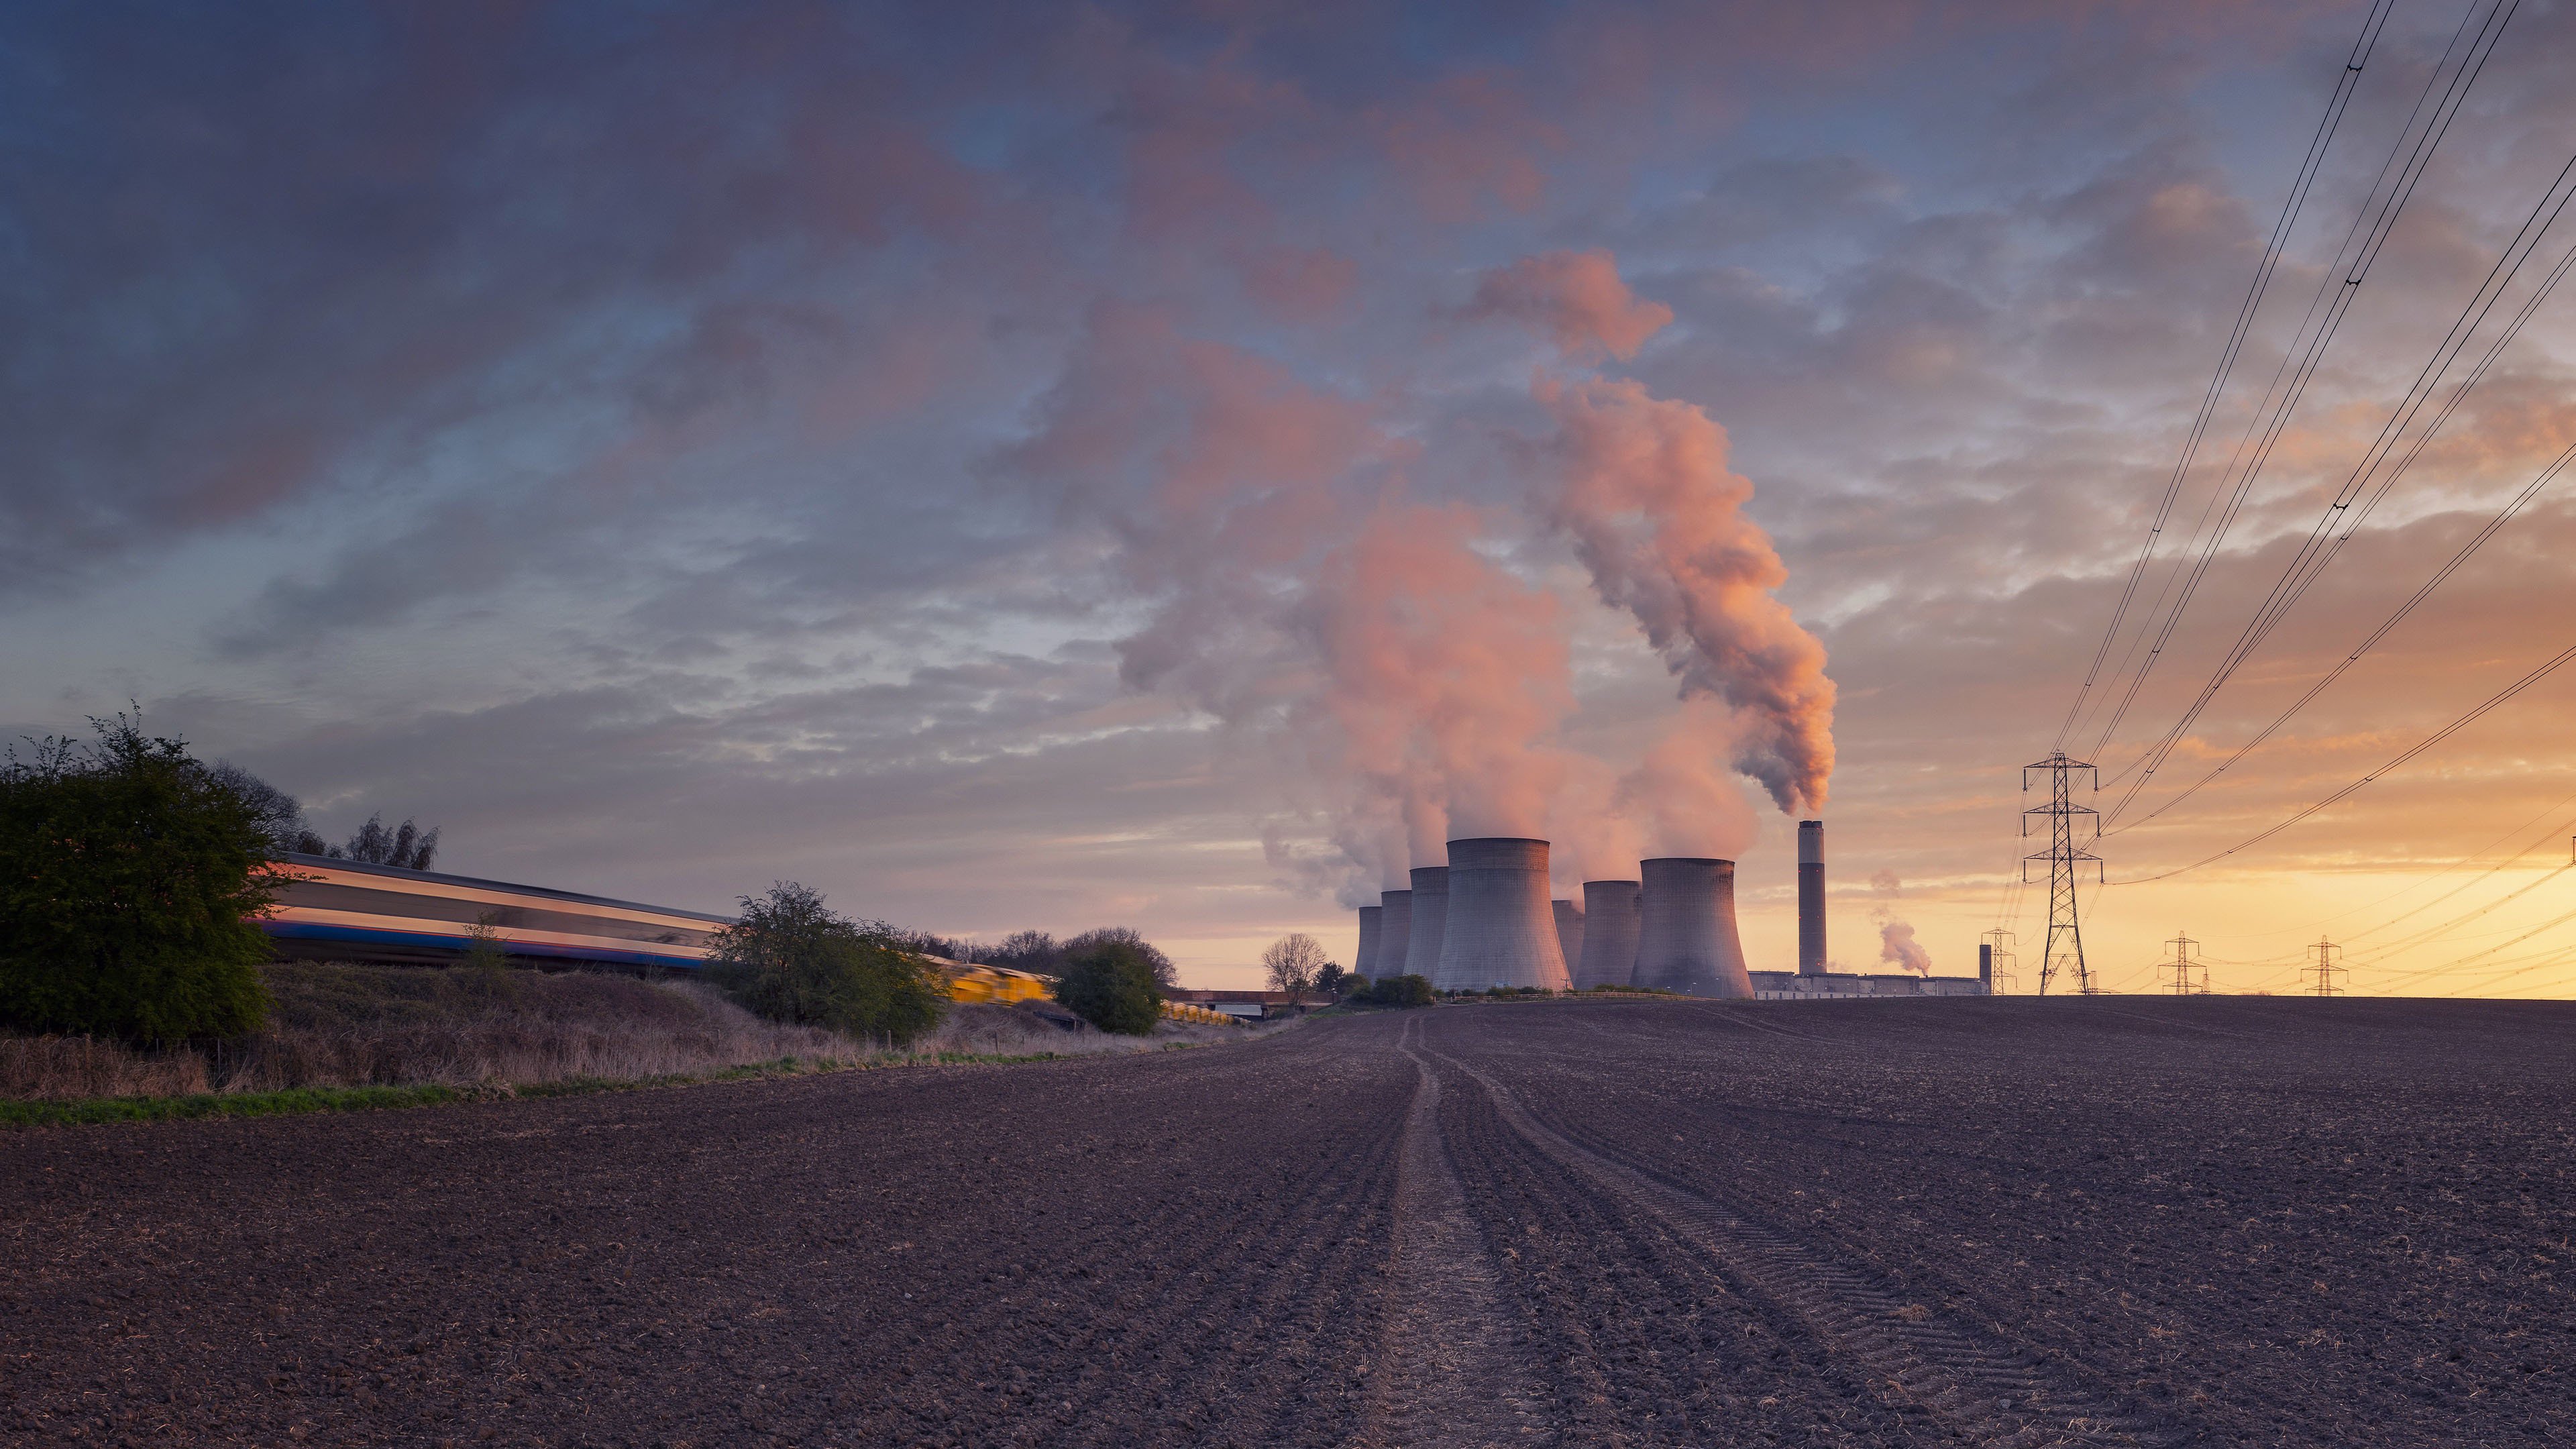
[[1051, 938, 1164, 1035], [704, 882, 947, 1046], [1362, 973, 1434, 1008], [0, 715, 279, 1042]]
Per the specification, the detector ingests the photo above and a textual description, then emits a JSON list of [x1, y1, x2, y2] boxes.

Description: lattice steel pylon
[[2304, 937, 2345, 998], [2023, 752, 2102, 996], [2160, 931, 2207, 996], [1981, 928, 2019, 995]]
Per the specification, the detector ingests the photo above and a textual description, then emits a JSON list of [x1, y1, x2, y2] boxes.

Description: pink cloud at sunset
[[7, 0, 2576, 997]]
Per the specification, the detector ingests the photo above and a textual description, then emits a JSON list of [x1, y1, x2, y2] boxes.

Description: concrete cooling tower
[[1633, 857, 1754, 998], [1402, 867, 1449, 980], [1377, 889, 1413, 980], [1355, 905, 1383, 978], [1552, 900, 1585, 980], [1798, 819, 1826, 977], [1436, 839, 1572, 991], [1575, 879, 1641, 988]]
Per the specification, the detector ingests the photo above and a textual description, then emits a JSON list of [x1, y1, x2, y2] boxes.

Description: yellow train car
[[930, 959, 1055, 1005]]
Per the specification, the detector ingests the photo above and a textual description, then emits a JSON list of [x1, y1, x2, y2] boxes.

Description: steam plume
[[1533, 374, 1836, 814], [1476, 250, 1837, 815], [1868, 869, 1931, 975]]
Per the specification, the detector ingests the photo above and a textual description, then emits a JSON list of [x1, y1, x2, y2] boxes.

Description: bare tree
[[1263, 932, 1328, 1007]]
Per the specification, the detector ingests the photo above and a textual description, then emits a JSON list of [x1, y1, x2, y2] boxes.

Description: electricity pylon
[[2160, 931, 2207, 996], [2304, 937, 2345, 998], [2023, 752, 2101, 996], [1981, 928, 2019, 995]]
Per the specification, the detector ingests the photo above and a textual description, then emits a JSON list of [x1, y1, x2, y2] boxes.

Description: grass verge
[[3, 1038, 1240, 1130]]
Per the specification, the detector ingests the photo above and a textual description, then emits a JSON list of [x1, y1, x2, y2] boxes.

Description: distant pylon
[[2023, 752, 2102, 996], [2304, 937, 2345, 998], [2160, 931, 2207, 996], [1981, 928, 2019, 995]]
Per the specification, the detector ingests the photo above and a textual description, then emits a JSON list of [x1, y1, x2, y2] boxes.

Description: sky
[[7, 0, 2576, 993]]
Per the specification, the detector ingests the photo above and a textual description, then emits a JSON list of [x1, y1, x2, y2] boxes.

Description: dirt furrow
[[1350, 1020, 1556, 1448], [1430, 1040, 2181, 1448], [1420, 1032, 1938, 1446]]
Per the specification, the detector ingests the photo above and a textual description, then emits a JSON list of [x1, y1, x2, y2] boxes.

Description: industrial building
[[1349, 821, 1988, 1000]]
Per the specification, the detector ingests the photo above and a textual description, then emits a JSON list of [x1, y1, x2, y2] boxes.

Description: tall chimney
[[1634, 857, 1755, 998], [1356, 906, 1383, 979], [1401, 866, 1449, 982], [1434, 839, 1570, 991], [1576, 879, 1641, 987], [1797, 820, 1826, 977], [1377, 889, 1413, 980], [1979, 941, 1992, 992], [1552, 900, 1586, 981]]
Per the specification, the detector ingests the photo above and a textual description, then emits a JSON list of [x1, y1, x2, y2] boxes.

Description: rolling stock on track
[[254, 854, 1101, 1012]]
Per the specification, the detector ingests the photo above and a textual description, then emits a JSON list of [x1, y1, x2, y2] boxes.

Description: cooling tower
[[1377, 889, 1413, 980], [1634, 857, 1754, 998], [1436, 839, 1572, 991], [1401, 867, 1448, 981], [1798, 820, 1826, 977], [1356, 906, 1383, 979], [1575, 879, 1642, 988], [1552, 900, 1585, 980]]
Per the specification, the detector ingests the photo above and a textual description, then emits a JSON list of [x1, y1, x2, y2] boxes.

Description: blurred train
[[258, 852, 727, 971], [254, 855, 1185, 1014]]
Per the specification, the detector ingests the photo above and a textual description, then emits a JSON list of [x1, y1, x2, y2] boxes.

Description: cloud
[[1469, 248, 1675, 361]]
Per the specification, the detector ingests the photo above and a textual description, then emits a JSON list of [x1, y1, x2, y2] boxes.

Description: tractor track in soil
[[8, 997, 2571, 1446], [1424, 1038, 2179, 1447]]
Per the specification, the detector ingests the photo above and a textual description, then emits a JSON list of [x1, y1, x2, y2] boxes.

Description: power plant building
[[1436, 839, 1572, 991], [1377, 888, 1413, 981], [1797, 820, 1827, 977], [1633, 857, 1754, 999], [1574, 879, 1640, 988], [1348, 831, 1986, 998], [1402, 867, 1449, 981]]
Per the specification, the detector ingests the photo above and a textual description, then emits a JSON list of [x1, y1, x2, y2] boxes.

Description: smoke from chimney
[[1008, 259, 1834, 910], [1870, 870, 1932, 975]]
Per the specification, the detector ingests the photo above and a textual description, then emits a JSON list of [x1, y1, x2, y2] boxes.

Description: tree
[[204, 762, 313, 855], [987, 929, 1069, 976], [704, 882, 947, 1046], [1315, 961, 1352, 997], [0, 714, 279, 1040], [1364, 974, 1434, 1008], [333, 812, 441, 871], [1262, 932, 1328, 1006], [1051, 937, 1163, 1035], [1064, 926, 1176, 990]]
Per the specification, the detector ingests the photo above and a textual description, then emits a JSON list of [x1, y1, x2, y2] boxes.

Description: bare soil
[[4, 997, 2570, 1446]]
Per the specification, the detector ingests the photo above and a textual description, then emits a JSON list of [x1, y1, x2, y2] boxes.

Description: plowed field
[[6, 998, 2571, 1446]]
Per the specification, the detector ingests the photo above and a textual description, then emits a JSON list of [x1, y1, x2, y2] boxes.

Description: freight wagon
[[254, 855, 1083, 1010]]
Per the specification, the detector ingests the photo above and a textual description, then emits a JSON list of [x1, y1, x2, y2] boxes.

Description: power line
[[2108, 432, 2576, 837], [2116, 633, 2576, 884], [2053, 0, 2400, 753], [2077, 0, 2519, 767], [2104, 150, 2576, 827]]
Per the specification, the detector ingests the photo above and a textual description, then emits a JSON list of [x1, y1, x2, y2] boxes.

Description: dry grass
[[1, 961, 1281, 1104]]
